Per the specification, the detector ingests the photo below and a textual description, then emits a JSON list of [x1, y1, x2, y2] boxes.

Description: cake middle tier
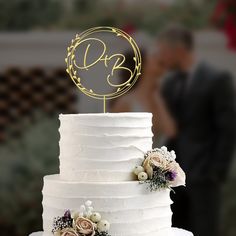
[[42, 175, 173, 236], [59, 113, 153, 181]]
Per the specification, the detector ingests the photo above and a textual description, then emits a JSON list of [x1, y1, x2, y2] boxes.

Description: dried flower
[[61, 228, 78, 236], [143, 151, 170, 178], [143, 157, 153, 179], [75, 217, 95, 236], [165, 171, 177, 181], [167, 162, 186, 187], [139, 147, 186, 191], [52, 211, 73, 233], [95, 230, 111, 236]]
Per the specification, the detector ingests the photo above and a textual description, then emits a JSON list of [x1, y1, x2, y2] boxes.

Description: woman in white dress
[[110, 50, 176, 146]]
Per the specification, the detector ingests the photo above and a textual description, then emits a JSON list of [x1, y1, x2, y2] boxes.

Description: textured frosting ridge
[[59, 113, 153, 182]]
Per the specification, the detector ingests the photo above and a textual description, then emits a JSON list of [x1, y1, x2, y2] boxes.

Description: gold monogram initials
[[65, 27, 141, 112]]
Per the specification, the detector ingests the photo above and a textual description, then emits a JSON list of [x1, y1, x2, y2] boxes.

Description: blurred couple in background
[[111, 25, 236, 236]]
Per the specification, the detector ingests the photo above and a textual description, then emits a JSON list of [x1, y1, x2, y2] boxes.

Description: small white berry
[[97, 219, 110, 232], [86, 210, 92, 217], [161, 146, 168, 152], [138, 172, 148, 181], [90, 212, 102, 223], [85, 200, 92, 207], [170, 150, 176, 159], [87, 206, 94, 212], [133, 166, 144, 175], [80, 205, 86, 212]]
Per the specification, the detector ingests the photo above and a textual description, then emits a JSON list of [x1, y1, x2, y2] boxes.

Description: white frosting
[[38, 113, 177, 236], [42, 175, 172, 236], [32, 227, 194, 236], [39, 228, 174, 236], [59, 113, 153, 181]]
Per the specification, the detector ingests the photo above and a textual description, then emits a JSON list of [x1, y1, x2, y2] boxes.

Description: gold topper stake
[[65, 26, 141, 113]]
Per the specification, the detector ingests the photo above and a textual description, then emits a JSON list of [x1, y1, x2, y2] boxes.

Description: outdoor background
[[0, 0, 235, 236]]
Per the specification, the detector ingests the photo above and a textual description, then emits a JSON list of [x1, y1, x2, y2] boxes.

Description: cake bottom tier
[[30, 228, 193, 236], [42, 175, 173, 236]]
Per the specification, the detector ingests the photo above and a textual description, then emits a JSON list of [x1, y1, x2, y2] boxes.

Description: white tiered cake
[[30, 113, 193, 236]]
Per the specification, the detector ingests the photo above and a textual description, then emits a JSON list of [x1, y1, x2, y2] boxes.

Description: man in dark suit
[[157, 25, 236, 236]]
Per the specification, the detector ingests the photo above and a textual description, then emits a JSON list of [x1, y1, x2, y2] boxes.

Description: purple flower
[[52, 213, 73, 233], [64, 210, 71, 219], [165, 171, 177, 181]]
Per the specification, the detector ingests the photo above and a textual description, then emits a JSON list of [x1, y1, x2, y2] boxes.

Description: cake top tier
[[60, 112, 151, 117], [58, 112, 153, 182]]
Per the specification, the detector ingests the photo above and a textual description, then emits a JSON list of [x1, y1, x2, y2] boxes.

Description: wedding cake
[[30, 112, 193, 236]]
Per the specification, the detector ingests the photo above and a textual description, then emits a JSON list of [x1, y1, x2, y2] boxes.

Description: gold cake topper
[[65, 26, 141, 112]]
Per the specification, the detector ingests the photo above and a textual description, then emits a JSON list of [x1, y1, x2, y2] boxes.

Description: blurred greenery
[[0, 0, 62, 30], [0, 113, 59, 236], [0, 0, 218, 32]]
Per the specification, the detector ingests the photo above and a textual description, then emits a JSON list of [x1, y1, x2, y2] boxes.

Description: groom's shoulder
[[198, 62, 232, 83]]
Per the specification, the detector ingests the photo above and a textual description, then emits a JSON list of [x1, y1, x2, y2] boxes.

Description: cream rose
[[149, 152, 170, 169], [143, 157, 153, 179], [75, 217, 95, 236], [143, 152, 170, 179], [167, 162, 186, 187], [60, 228, 78, 236]]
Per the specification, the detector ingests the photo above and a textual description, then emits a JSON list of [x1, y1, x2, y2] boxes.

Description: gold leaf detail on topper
[[65, 27, 142, 112]]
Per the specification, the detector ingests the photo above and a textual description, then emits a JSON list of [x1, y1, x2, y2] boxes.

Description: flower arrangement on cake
[[133, 146, 186, 191], [52, 201, 111, 236]]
